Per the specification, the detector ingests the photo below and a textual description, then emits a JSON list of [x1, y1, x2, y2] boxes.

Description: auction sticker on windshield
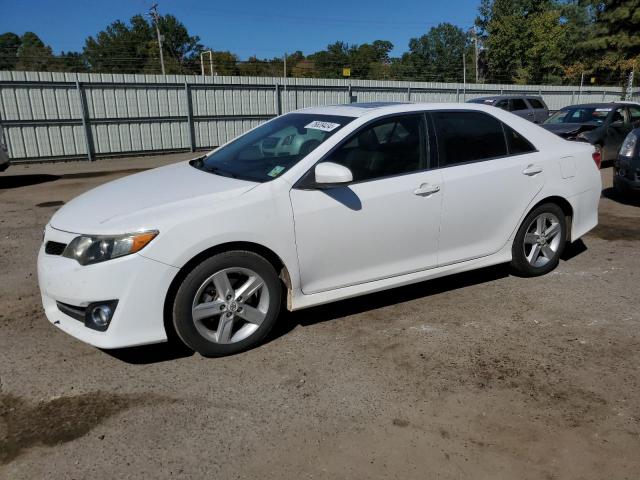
[[305, 121, 341, 132]]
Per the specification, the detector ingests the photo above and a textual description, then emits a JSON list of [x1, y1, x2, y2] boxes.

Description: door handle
[[414, 183, 440, 196], [527, 112, 534, 116], [522, 164, 543, 176]]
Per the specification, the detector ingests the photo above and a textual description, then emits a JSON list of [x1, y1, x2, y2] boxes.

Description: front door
[[290, 113, 443, 294]]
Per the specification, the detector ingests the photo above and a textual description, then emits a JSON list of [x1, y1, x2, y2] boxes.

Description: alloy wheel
[[523, 212, 562, 267], [191, 267, 269, 344]]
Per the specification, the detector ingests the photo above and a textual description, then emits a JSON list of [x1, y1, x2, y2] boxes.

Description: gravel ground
[[1, 154, 639, 480]]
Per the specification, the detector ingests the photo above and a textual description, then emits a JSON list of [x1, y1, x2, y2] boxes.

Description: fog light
[[84, 300, 118, 331]]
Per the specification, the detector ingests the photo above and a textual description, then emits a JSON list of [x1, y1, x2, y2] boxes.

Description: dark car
[[467, 95, 549, 123], [542, 102, 640, 162], [613, 128, 640, 196], [0, 128, 9, 172]]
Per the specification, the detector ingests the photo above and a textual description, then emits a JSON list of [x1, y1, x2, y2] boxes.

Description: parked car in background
[[467, 95, 549, 123], [0, 129, 9, 172], [542, 102, 640, 162], [38, 102, 601, 357], [614, 128, 640, 197]]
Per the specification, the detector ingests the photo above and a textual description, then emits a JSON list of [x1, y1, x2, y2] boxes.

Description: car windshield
[[192, 113, 354, 182], [544, 107, 610, 125]]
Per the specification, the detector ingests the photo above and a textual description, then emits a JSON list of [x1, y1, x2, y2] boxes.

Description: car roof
[[468, 95, 543, 101], [560, 102, 618, 109], [296, 101, 535, 118]]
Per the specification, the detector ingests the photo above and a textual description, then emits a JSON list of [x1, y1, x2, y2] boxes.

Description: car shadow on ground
[[103, 241, 589, 364], [271, 263, 512, 341], [602, 187, 640, 207], [0, 174, 60, 189], [272, 242, 590, 341], [104, 340, 195, 365]]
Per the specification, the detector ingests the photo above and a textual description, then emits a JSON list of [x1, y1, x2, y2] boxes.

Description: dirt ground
[[1, 154, 639, 480]]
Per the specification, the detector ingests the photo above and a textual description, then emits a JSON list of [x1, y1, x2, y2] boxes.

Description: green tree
[[402, 23, 468, 82], [477, 0, 569, 84], [580, 0, 640, 81], [84, 14, 202, 74], [16, 32, 55, 71], [0, 32, 21, 70]]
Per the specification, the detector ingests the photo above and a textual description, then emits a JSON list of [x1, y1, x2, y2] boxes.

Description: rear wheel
[[173, 251, 282, 357], [510, 203, 567, 277]]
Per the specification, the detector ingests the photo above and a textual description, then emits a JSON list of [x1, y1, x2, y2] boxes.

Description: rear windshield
[[544, 107, 609, 125], [192, 113, 354, 182]]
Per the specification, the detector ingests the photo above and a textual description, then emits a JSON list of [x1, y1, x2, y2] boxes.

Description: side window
[[504, 125, 536, 155], [628, 106, 640, 123], [611, 108, 626, 124], [495, 100, 509, 111], [323, 114, 427, 182], [510, 98, 528, 111], [432, 111, 508, 166], [528, 99, 544, 109]]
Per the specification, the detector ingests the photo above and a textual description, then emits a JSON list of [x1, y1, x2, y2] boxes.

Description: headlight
[[62, 230, 158, 265], [619, 132, 637, 158]]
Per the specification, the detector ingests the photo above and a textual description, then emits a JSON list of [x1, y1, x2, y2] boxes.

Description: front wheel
[[173, 251, 282, 357], [510, 203, 567, 277]]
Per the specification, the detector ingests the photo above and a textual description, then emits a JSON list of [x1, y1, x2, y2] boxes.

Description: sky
[[0, 0, 479, 59]]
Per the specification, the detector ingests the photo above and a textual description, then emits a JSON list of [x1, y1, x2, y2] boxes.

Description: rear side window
[[432, 111, 507, 166], [511, 98, 528, 111], [528, 98, 545, 109], [495, 100, 509, 110], [504, 125, 536, 154]]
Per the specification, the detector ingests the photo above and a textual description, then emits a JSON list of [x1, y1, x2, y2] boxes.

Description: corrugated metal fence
[[0, 70, 637, 162]]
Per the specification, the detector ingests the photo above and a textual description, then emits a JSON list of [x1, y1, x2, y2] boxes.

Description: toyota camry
[[38, 102, 601, 356]]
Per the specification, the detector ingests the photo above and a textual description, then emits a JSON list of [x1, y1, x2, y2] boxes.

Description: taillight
[[592, 149, 601, 169]]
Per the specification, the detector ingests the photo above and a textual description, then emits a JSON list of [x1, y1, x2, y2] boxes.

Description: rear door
[[603, 106, 633, 161], [510, 98, 534, 122], [431, 110, 545, 265], [527, 98, 549, 123]]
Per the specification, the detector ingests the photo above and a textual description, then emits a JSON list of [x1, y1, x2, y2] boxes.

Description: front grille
[[45, 241, 67, 255], [56, 301, 86, 322]]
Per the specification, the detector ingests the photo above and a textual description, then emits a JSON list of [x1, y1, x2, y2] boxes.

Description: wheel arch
[[526, 195, 574, 239], [162, 241, 293, 344]]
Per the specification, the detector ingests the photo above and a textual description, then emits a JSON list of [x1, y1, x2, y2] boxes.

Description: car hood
[[541, 122, 599, 137], [50, 161, 258, 234]]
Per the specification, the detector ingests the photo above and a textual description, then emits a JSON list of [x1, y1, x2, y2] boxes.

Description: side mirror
[[314, 162, 353, 186]]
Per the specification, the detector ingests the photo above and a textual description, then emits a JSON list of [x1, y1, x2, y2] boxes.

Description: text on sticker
[[305, 121, 341, 132]]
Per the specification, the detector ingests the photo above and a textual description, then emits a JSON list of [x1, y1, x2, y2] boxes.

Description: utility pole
[[462, 52, 466, 101], [200, 51, 214, 76], [578, 71, 584, 104], [625, 70, 635, 101], [284, 53, 287, 79], [150, 4, 166, 75], [473, 26, 479, 83]]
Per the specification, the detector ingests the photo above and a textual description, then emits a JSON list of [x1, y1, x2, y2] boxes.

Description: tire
[[510, 203, 567, 277], [173, 251, 282, 357]]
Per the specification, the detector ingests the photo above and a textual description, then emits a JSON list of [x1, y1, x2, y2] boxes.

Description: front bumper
[[38, 225, 179, 349], [613, 166, 640, 193]]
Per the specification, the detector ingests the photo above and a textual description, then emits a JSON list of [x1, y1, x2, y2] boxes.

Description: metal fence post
[[407, 87, 411, 102], [456, 88, 459, 102], [275, 83, 282, 116], [348, 84, 353, 103], [75, 80, 94, 161], [184, 82, 195, 152]]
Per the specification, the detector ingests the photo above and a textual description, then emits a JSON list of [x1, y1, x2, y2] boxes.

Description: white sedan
[[38, 102, 601, 356]]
